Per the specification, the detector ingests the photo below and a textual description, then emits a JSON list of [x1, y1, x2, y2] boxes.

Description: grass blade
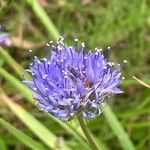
[[0, 47, 23, 75], [132, 76, 150, 88], [0, 67, 33, 102], [0, 136, 7, 150], [0, 91, 70, 150], [104, 105, 135, 150], [138, 95, 150, 109], [26, 0, 60, 40], [0, 118, 47, 150]]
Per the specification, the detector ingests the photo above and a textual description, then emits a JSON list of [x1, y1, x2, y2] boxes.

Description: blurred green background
[[0, 0, 150, 150]]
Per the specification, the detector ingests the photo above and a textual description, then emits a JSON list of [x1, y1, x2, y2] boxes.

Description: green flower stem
[[77, 113, 99, 150]]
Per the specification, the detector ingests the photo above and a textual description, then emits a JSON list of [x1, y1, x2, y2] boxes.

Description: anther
[[97, 48, 102, 52], [34, 88, 37, 91], [95, 52, 98, 55], [75, 38, 78, 42], [46, 43, 50, 46], [111, 62, 115, 66], [42, 74, 48, 79], [45, 87, 49, 91], [59, 36, 64, 40], [123, 60, 127, 63], [103, 66, 107, 69], [81, 42, 85, 48], [64, 75, 68, 78]]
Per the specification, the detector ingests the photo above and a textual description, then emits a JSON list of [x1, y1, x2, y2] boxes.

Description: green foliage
[[0, 118, 47, 150], [0, 0, 150, 149]]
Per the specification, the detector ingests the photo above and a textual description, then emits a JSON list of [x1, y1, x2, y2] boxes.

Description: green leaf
[[0, 67, 33, 103], [0, 47, 23, 76], [0, 118, 47, 150], [0, 136, 7, 150], [104, 105, 135, 150], [26, 0, 60, 40]]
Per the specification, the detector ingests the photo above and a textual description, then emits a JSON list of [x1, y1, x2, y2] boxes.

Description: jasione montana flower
[[23, 37, 125, 121], [0, 26, 11, 46]]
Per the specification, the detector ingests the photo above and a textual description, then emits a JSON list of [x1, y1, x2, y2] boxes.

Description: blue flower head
[[23, 37, 125, 121], [0, 26, 11, 46]]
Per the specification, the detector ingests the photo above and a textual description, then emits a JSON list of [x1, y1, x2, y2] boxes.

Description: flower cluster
[[23, 38, 124, 121], [0, 26, 11, 46]]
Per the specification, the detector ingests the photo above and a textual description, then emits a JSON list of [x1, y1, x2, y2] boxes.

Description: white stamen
[[43, 58, 47, 61], [75, 38, 78, 42], [31, 72, 35, 76], [97, 48, 102, 52], [122, 77, 125, 80], [50, 40, 53, 43], [45, 87, 49, 90], [42, 74, 48, 79], [29, 49, 32, 52], [123, 60, 128, 63], [63, 71, 67, 75], [64, 75, 68, 78], [60, 36, 64, 40], [111, 62, 115, 66], [107, 46, 111, 49], [81, 42, 85, 47], [38, 60, 41, 64], [103, 66, 107, 69], [34, 88, 37, 91], [95, 52, 98, 55], [46, 43, 50, 46]]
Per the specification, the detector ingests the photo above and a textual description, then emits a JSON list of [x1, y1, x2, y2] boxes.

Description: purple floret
[[23, 38, 124, 121], [0, 33, 11, 46]]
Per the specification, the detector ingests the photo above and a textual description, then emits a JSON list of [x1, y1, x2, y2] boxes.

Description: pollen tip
[[81, 42, 85, 47], [46, 43, 50, 46], [75, 38, 78, 42], [123, 60, 128, 63]]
